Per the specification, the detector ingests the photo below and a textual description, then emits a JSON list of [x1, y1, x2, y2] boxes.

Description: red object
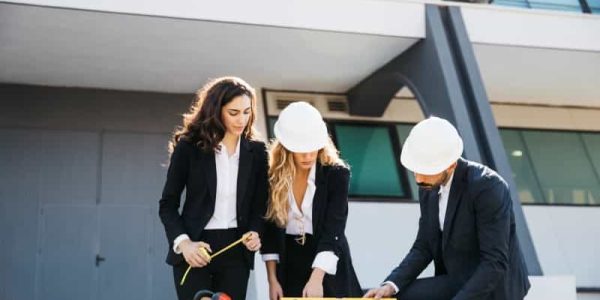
[[213, 292, 232, 300]]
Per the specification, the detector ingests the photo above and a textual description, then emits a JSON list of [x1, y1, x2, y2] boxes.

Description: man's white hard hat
[[400, 116, 464, 175]]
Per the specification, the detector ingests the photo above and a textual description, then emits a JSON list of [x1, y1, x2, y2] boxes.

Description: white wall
[[523, 206, 600, 288]]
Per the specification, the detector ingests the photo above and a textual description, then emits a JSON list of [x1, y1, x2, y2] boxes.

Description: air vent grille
[[276, 99, 313, 110], [327, 99, 348, 112]]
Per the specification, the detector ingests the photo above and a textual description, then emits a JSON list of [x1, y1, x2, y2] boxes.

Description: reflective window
[[334, 124, 407, 198], [528, 0, 582, 12], [499, 130, 545, 203], [493, 0, 531, 8], [519, 130, 600, 205], [493, 0, 583, 12], [396, 124, 419, 201], [588, 0, 600, 13], [267, 114, 600, 205]]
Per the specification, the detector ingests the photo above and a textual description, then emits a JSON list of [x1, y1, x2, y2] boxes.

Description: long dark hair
[[169, 76, 258, 154]]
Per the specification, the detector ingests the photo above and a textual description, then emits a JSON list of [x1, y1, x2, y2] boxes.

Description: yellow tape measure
[[179, 233, 251, 286]]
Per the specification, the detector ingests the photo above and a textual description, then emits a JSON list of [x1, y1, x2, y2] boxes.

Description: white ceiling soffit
[[474, 44, 600, 107], [0, 3, 419, 93], [461, 5, 600, 51], [1, 0, 425, 38], [462, 6, 600, 107]]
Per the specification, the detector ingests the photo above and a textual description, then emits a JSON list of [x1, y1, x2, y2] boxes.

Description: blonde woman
[[261, 102, 362, 299]]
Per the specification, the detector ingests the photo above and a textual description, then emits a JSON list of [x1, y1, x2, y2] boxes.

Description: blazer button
[[335, 236, 339, 240]]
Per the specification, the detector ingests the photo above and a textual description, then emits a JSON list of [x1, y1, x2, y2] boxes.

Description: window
[[267, 113, 600, 205], [499, 130, 545, 203], [528, 0, 582, 12], [267, 117, 277, 139], [493, 0, 584, 12], [333, 124, 410, 198], [500, 129, 600, 205], [396, 124, 420, 200], [588, 0, 600, 13], [493, 0, 531, 8]]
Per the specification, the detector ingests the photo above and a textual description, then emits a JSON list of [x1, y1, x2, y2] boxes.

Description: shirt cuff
[[311, 251, 339, 275], [173, 234, 190, 254], [262, 254, 280, 263], [382, 281, 399, 294]]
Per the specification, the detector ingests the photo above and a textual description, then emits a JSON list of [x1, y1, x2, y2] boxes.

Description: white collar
[[289, 164, 317, 215], [438, 172, 455, 196], [216, 138, 241, 158]]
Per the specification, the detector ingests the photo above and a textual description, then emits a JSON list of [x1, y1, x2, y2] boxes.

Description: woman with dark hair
[[159, 77, 268, 300], [261, 102, 362, 299]]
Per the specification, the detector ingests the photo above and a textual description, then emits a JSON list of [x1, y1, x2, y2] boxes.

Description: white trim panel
[[4, 0, 425, 38], [461, 6, 600, 52]]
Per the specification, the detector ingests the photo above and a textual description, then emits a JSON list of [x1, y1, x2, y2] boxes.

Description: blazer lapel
[[203, 149, 217, 207], [427, 189, 442, 255], [236, 138, 253, 215], [442, 158, 467, 250], [312, 163, 327, 231]]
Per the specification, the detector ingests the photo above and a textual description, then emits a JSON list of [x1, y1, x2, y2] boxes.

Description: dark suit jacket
[[158, 137, 268, 268], [261, 164, 363, 297], [385, 158, 530, 300]]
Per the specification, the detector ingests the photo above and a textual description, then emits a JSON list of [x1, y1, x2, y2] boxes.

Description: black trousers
[[282, 234, 337, 297], [172, 229, 250, 300], [396, 275, 462, 300]]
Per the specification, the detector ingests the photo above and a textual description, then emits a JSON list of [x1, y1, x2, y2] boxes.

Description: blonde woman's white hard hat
[[273, 101, 329, 153]]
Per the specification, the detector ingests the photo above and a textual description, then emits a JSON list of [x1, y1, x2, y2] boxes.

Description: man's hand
[[363, 283, 395, 299], [181, 239, 212, 268]]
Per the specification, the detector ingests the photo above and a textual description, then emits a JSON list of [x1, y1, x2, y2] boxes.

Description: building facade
[[1, 0, 599, 299]]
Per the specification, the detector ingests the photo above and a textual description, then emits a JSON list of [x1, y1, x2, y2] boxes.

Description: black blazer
[[261, 164, 363, 297], [385, 158, 531, 300], [158, 137, 268, 268]]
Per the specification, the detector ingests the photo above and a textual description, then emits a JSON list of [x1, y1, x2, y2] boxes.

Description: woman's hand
[[180, 240, 212, 268], [268, 278, 284, 300], [302, 268, 325, 297], [242, 231, 261, 252]]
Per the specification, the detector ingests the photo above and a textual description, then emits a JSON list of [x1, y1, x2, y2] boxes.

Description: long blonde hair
[[265, 137, 347, 228]]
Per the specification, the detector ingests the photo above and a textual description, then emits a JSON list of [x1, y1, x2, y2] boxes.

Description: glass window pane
[[267, 117, 276, 139], [588, 0, 600, 13], [499, 129, 545, 204], [528, 0, 582, 11], [335, 124, 405, 197], [522, 130, 600, 205], [581, 133, 600, 205], [396, 124, 419, 201], [494, 0, 531, 8]]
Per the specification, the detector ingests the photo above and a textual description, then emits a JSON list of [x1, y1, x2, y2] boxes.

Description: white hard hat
[[273, 101, 328, 153], [400, 116, 464, 175]]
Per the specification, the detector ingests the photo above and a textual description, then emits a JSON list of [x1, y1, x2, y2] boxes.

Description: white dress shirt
[[438, 172, 454, 231], [173, 139, 240, 254], [262, 164, 340, 275], [384, 172, 455, 294]]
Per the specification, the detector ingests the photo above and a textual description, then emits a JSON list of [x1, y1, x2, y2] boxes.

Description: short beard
[[417, 170, 449, 190]]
